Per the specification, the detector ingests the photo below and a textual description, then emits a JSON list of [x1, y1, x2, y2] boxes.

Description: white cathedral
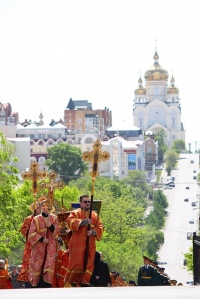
[[133, 50, 185, 148]]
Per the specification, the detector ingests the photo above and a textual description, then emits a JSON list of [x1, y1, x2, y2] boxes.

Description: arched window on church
[[139, 118, 143, 128], [171, 117, 176, 128]]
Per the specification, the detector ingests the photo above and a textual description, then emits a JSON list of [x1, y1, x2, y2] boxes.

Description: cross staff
[[21, 161, 48, 213], [40, 171, 65, 211], [82, 139, 110, 270]]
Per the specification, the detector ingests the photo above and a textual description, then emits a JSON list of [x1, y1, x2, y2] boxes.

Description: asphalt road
[[158, 153, 199, 284]]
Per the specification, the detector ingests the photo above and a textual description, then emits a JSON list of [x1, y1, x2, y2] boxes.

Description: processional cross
[[40, 171, 65, 211], [82, 140, 110, 269], [21, 161, 48, 211], [82, 139, 110, 195]]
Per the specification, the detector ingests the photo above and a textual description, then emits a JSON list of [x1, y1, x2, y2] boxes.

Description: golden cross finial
[[82, 140, 110, 183], [21, 161, 48, 197], [40, 171, 65, 209]]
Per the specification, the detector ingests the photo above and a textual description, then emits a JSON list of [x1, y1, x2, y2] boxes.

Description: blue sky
[[0, 0, 199, 151]]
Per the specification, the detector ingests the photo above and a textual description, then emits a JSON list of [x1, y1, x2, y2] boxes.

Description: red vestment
[[65, 208, 103, 285], [28, 213, 60, 287], [0, 269, 12, 289], [52, 249, 69, 287], [18, 215, 34, 283]]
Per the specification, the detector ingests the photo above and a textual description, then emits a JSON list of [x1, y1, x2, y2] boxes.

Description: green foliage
[[154, 129, 168, 162], [184, 247, 193, 272], [165, 149, 179, 175], [172, 139, 186, 154], [146, 190, 168, 230], [45, 143, 88, 183], [69, 175, 168, 281], [0, 153, 168, 283], [0, 133, 23, 261], [55, 185, 80, 210]]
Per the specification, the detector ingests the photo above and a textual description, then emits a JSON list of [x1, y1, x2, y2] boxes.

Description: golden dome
[[144, 51, 169, 81], [134, 77, 146, 95], [167, 76, 179, 94]]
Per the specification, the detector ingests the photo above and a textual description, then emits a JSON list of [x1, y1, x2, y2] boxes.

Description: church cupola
[[134, 77, 147, 95], [167, 76, 179, 94], [39, 112, 44, 126], [144, 51, 169, 81]]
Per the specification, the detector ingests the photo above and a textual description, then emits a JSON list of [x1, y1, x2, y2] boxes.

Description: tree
[[165, 149, 178, 175], [45, 143, 88, 183], [172, 139, 186, 154], [123, 170, 147, 189], [154, 129, 168, 163], [184, 247, 193, 272], [0, 133, 20, 259]]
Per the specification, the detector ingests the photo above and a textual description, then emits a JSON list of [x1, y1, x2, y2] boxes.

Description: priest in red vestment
[[18, 202, 41, 288], [28, 197, 60, 287], [65, 194, 104, 287]]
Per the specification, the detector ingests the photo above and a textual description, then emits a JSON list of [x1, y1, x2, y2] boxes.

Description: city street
[[158, 153, 199, 284]]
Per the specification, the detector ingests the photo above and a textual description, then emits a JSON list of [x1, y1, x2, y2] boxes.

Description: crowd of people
[[0, 194, 183, 289], [137, 256, 183, 286]]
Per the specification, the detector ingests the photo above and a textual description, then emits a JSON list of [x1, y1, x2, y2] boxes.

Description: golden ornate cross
[[40, 171, 65, 210], [21, 161, 48, 209], [82, 140, 110, 271], [82, 140, 110, 193], [21, 161, 48, 197]]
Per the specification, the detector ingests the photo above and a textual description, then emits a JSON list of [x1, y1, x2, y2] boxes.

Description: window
[[78, 119, 82, 124], [148, 146, 152, 154], [171, 117, 176, 127]]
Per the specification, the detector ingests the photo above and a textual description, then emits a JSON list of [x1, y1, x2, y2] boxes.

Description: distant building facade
[[133, 51, 185, 148], [64, 98, 112, 139], [81, 136, 145, 180]]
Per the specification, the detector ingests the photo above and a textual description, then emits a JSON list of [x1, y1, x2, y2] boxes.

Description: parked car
[[184, 198, 189, 202], [189, 218, 194, 224], [193, 176, 197, 180], [191, 202, 196, 206], [186, 186, 190, 189], [165, 181, 175, 187], [193, 170, 196, 173], [190, 160, 194, 163]]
